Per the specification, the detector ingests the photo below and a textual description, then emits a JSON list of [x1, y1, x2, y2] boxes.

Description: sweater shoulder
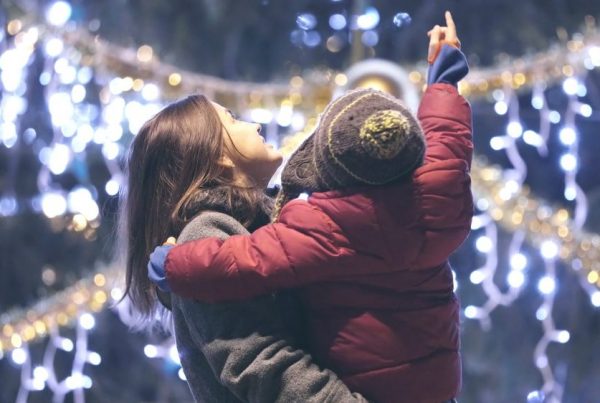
[[178, 211, 249, 243]]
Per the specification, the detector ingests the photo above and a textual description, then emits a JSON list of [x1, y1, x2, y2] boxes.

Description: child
[[150, 11, 471, 403]]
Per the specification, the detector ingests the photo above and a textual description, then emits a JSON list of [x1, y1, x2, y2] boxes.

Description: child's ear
[[218, 155, 235, 169]]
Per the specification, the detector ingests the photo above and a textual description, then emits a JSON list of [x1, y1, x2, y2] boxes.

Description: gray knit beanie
[[281, 88, 425, 195]]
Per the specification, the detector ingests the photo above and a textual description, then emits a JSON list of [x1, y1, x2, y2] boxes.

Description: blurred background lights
[[531, 94, 544, 109], [560, 153, 577, 172], [11, 348, 27, 365], [79, 313, 96, 330], [548, 110, 561, 123], [538, 276, 556, 295], [296, 13, 317, 30], [510, 253, 528, 271], [536, 306, 548, 321], [475, 235, 493, 253], [392, 12, 412, 28], [60, 338, 74, 352], [144, 344, 158, 358], [507, 121, 523, 138], [464, 305, 479, 319], [41, 192, 67, 218], [556, 330, 570, 343], [494, 100, 508, 115], [540, 240, 558, 260], [44, 38, 64, 57], [523, 130, 544, 147], [558, 127, 577, 145], [329, 14, 346, 30], [87, 351, 102, 365], [507, 270, 525, 288], [591, 291, 600, 307], [34, 366, 49, 382], [562, 77, 579, 95], [469, 269, 485, 284], [303, 31, 321, 47], [356, 7, 380, 30], [169, 345, 181, 365], [46, 1, 72, 26]]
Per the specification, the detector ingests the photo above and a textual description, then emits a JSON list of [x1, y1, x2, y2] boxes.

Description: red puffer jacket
[[165, 83, 473, 403]]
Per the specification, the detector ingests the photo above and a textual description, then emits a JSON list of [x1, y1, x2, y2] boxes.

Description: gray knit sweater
[[169, 211, 367, 403]]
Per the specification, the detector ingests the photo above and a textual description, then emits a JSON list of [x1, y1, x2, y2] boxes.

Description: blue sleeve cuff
[[148, 244, 174, 292], [427, 44, 469, 86]]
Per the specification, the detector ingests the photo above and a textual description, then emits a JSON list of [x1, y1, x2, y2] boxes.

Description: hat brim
[[280, 132, 321, 192]]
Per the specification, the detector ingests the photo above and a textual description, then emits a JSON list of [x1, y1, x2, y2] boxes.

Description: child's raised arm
[[420, 11, 472, 168]]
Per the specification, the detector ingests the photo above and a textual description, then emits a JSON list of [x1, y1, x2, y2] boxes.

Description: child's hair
[[271, 189, 299, 222], [120, 94, 265, 328]]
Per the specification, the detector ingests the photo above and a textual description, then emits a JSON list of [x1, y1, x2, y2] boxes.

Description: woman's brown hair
[[120, 94, 265, 325]]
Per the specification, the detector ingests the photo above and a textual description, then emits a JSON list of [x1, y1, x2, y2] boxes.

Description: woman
[[122, 95, 366, 402]]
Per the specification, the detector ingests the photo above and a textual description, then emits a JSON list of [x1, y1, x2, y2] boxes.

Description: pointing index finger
[[445, 11, 456, 33]]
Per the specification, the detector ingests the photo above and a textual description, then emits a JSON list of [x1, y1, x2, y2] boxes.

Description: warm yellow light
[[23, 326, 35, 341], [137, 45, 154, 63], [501, 71, 512, 83], [290, 76, 304, 88], [168, 73, 182, 86], [514, 73, 526, 86], [11, 334, 22, 348], [72, 292, 86, 305], [94, 274, 106, 287], [33, 320, 46, 335], [556, 209, 569, 222], [408, 71, 422, 84], [290, 92, 302, 105], [57, 313, 69, 326], [94, 291, 107, 304], [511, 212, 523, 225], [7, 20, 23, 35], [334, 73, 348, 86], [562, 65, 574, 77], [354, 76, 395, 95], [558, 226, 569, 238], [490, 208, 503, 221], [588, 271, 599, 284], [72, 214, 88, 232], [132, 79, 145, 91], [2, 325, 14, 337]]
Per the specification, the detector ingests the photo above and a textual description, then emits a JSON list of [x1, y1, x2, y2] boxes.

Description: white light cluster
[[471, 76, 597, 402], [7, 319, 101, 402]]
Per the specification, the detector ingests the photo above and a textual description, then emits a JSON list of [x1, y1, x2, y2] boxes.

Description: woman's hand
[[427, 11, 461, 64]]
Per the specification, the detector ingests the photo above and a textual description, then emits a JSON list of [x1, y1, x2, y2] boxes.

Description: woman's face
[[212, 102, 283, 187]]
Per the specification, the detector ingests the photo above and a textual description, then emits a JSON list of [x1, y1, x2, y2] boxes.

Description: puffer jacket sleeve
[[165, 200, 390, 302], [411, 83, 473, 268], [418, 82, 473, 168], [176, 212, 367, 403]]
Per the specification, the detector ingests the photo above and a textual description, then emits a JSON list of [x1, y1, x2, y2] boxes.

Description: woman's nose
[[256, 124, 262, 133]]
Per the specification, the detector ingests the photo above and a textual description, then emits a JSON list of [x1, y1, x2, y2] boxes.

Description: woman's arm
[[173, 212, 367, 403]]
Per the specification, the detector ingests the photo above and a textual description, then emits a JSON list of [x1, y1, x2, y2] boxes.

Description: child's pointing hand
[[427, 11, 461, 64]]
